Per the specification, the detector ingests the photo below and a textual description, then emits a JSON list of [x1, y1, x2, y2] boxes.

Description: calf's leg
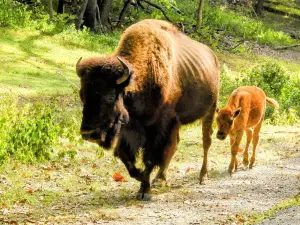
[[243, 128, 253, 167], [250, 119, 263, 169], [229, 130, 244, 175]]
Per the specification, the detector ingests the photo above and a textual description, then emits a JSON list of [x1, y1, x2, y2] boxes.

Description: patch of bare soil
[[250, 44, 300, 63], [100, 155, 300, 225]]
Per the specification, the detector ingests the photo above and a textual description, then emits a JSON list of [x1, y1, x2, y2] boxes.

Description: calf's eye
[[228, 119, 233, 125]]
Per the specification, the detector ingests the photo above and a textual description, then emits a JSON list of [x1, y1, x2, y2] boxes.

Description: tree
[[196, 0, 205, 31], [76, 0, 112, 32], [254, 0, 265, 15], [57, 0, 64, 14]]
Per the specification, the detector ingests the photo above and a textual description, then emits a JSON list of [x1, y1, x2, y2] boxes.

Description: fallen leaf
[[42, 165, 53, 171], [27, 189, 34, 194], [185, 167, 191, 173], [112, 171, 127, 182], [92, 163, 97, 168], [296, 174, 300, 179], [65, 188, 70, 192]]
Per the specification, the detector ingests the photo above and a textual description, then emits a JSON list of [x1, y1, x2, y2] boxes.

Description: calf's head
[[215, 107, 241, 140], [77, 56, 132, 149]]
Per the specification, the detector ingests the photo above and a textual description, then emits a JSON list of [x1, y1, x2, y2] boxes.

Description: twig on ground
[[275, 44, 300, 50], [56, 69, 80, 90]]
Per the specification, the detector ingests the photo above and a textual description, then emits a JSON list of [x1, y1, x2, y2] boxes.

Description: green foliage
[[244, 62, 288, 98], [52, 24, 121, 53], [0, 0, 32, 27], [0, 94, 81, 164], [219, 62, 300, 125]]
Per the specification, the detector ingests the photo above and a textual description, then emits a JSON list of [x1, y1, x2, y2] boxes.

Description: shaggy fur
[[77, 19, 220, 200], [216, 86, 279, 175]]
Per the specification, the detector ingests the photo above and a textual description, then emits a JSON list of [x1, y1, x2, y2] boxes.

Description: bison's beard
[[98, 122, 122, 149]]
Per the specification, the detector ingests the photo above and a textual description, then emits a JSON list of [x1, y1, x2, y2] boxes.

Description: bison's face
[[77, 56, 132, 149], [216, 107, 241, 140]]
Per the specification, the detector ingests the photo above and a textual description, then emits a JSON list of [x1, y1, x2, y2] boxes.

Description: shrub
[[244, 62, 288, 98], [0, 0, 32, 27], [0, 94, 81, 164], [219, 62, 300, 124]]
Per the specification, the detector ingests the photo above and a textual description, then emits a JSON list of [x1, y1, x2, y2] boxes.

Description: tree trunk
[[76, 0, 112, 32], [196, 0, 205, 31], [48, 0, 54, 21], [255, 0, 265, 15], [57, 0, 64, 14], [98, 0, 112, 28]]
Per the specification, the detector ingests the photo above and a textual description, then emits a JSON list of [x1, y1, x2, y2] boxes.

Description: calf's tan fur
[[216, 86, 279, 174]]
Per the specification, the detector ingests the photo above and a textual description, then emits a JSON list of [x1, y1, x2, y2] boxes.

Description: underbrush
[[220, 61, 300, 125], [0, 0, 297, 50], [0, 93, 81, 163]]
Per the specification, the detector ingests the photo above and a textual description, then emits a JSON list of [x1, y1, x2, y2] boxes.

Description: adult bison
[[76, 19, 220, 200]]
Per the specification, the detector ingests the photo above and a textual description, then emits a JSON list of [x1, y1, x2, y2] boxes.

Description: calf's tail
[[266, 97, 280, 110]]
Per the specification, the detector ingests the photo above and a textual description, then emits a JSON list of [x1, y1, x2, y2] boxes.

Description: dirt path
[[0, 126, 299, 225], [99, 155, 300, 225]]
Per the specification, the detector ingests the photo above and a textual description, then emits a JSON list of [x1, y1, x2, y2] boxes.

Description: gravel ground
[[97, 155, 300, 225]]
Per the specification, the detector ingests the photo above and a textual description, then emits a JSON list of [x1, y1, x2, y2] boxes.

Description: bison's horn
[[76, 57, 83, 76], [116, 56, 131, 84]]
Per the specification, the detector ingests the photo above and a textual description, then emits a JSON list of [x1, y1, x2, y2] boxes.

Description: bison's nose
[[216, 131, 226, 140], [80, 129, 98, 141]]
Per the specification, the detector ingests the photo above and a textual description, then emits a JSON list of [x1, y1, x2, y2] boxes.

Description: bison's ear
[[233, 107, 241, 118], [116, 56, 132, 86], [76, 57, 85, 77]]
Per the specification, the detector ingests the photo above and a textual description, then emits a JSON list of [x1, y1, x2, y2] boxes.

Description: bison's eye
[[103, 92, 116, 103], [228, 119, 233, 125]]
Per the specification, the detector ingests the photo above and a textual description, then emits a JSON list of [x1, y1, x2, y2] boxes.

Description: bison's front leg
[[114, 138, 143, 182], [137, 161, 156, 201], [152, 118, 180, 187]]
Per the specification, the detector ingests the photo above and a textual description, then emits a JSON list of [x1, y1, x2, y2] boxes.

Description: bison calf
[[216, 86, 279, 175]]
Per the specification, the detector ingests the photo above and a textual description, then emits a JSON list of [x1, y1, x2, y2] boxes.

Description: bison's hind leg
[[199, 103, 216, 184]]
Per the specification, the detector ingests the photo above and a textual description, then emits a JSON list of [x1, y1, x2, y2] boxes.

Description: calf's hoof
[[243, 159, 249, 167], [199, 173, 208, 185], [136, 192, 152, 201], [228, 166, 234, 176]]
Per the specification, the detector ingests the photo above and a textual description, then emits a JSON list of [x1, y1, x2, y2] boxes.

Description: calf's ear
[[233, 107, 241, 118]]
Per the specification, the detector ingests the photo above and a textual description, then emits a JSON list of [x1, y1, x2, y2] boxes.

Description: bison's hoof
[[151, 178, 168, 188], [136, 192, 152, 201]]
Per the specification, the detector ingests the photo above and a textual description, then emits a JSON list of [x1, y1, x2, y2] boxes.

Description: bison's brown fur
[[77, 19, 220, 200], [216, 86, 279, 174]]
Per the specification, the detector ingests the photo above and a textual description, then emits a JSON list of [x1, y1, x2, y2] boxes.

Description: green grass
[[0, 27, 120, 95], [234, 195, 300, 224]]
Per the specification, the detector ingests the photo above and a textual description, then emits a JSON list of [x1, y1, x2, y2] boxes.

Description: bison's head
[[215, 107, 241, 140], [76, 56, 132, 149]]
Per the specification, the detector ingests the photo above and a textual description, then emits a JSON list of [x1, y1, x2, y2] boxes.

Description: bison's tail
[[266, 97, 280, 110]]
